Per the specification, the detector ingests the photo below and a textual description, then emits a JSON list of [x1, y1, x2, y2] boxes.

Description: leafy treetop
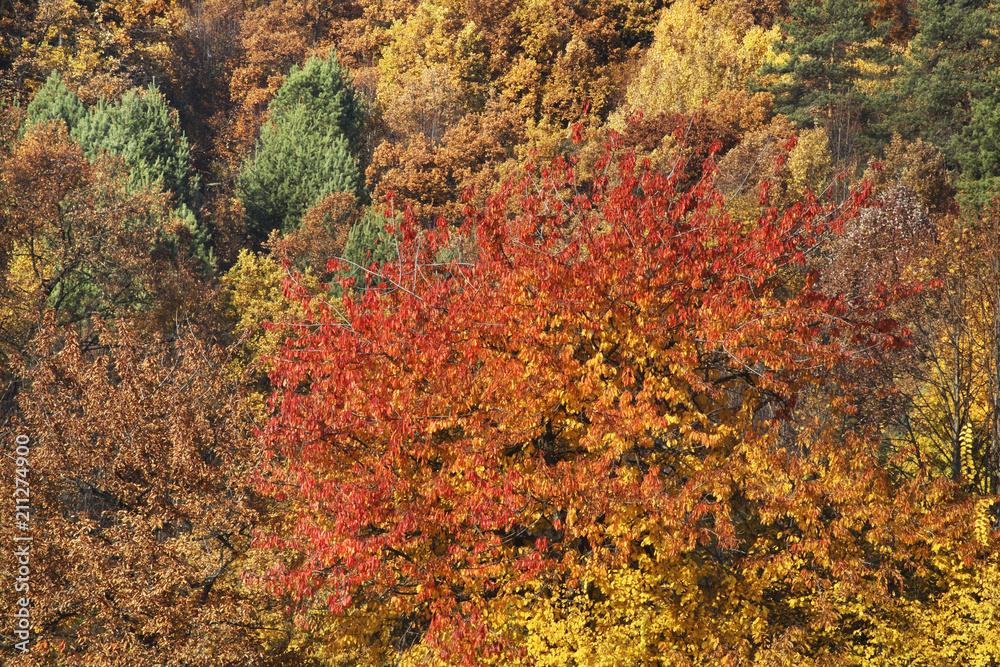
[[255, 131, 947, 663]]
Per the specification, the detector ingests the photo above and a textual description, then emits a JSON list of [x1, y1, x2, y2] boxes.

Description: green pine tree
[[884, 0, 1000, 209], [170, 203, 216, 274], [761, 0, 891, 131], [72, 82, 199, 207], [237, 49, 366, 245], [268, 48, 365, 154], [70, 84, 212, 273], [954, 95, 1000, 209], [24, 71, 86, 133], [886, 0, 1000, 155]]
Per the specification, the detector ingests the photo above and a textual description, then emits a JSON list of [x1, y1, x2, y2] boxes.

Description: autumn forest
[[1, 0, 999, 664]]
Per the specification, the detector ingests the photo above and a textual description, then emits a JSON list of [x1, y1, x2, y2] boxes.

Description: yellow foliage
[[892, 225, 1000, 491], [497, 0, 568, 118], [377, 0, 486, 136], [504, 115, 604, 181], [962, 423, 976, 479], [513, 0, 567, 63], [23, 0, 186, 101], [221, 249, 325, 405], [850, 42, 904, 97], [902, 357, 988, 483], [787, 127, 833, 197], [715, 115, 797, 223], [503, 535, 863, 666], [974, 498, 994, 546], [626, 0, 779, 114], [857, 555, 1000, 667], [0, 240, 51, 340]]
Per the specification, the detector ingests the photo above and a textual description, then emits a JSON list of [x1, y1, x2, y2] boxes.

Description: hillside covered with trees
[[2, 0, 1000, 664]]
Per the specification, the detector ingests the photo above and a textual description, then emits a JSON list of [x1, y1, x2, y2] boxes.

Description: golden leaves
[[626, 0, 780, 116]]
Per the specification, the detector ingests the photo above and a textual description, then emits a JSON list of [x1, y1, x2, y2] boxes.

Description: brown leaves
[[0, 320, 294, 665], [270, 191, 360, 275], [0, 122, 223, 356], [0, 124, 163, 349], [864, 133, 957, 217], [824, 182, 935, 301], [622, 90, 775, 183]]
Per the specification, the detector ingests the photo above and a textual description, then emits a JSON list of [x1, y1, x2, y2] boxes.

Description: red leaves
[[257, 136, 906, 661]]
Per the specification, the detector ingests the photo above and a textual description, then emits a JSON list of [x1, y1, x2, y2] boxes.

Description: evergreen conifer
[[341, 204, 398, 278], [886, 0, 1000, 155], [72, 83, 199, 207], [68, 84, 212, 273], [268, 49, 365, 154], [885, 0, 1000, 207], [762, 0, 891, 130], [24, 71, 86, 133], [237, 49, 365, 245]]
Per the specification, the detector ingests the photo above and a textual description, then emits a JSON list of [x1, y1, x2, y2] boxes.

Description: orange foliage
[[367, 102, 527, 224], [256, 134, 957, 663]]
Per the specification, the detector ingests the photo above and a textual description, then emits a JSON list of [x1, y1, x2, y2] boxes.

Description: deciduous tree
[[376, 0, 486, 140], [0, 123, 163, 351], [626, 0, 778, 116], [0, 320, 300, 665], [366, 101, 527, 225], [9, 0, 188, 103], [256, 130, 960, 663], [0, 119, 219, 367]]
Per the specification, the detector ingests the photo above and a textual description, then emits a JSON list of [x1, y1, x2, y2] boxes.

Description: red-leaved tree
[[256, 133, 971, 664]]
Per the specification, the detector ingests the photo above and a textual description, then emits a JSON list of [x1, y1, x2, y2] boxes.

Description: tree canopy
[[3, 0, 1000, 663]]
